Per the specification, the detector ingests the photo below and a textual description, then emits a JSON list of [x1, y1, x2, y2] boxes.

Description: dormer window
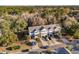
[[32, 29, 36, 33], [39, 26, 44, 31], [48, 27, 51, 29], [53, 27, 57, 30]]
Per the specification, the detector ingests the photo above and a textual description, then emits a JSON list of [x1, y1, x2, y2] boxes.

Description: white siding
[[54, 27, 61, 32], [34, 30, 39, 35], [40, 29, 48, 36]]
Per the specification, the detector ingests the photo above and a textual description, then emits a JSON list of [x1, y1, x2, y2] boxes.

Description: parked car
[[6, 47, 13, 51], [0, 51, 8, 54], [40, 46, 49, 49], [21, 49, 29, 52], [26, 41, 36, 46], [42, 51, 52, 54], [76, 40, 79, 43], [73, 44, 79, 51], [28, 51, 41, 54]]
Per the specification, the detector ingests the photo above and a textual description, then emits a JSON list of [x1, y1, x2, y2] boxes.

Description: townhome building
[[28, 24, 61, 38]]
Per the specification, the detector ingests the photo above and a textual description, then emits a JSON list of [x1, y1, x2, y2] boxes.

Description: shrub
[[74, 30, 79, 39], [66, 45, 73, 51], [6, 45, 20, 51], [35, 38, 40, 42], [13, 45, 20, 50]]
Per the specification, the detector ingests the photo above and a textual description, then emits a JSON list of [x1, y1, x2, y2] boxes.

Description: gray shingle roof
[[28, 24, 60, 33]]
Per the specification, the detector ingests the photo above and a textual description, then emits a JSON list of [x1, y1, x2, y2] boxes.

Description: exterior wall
[[34, 30, 39, 35], [54, 27, 61, 32], [29, 30, 39, 38], [40, 29, 48, 36]]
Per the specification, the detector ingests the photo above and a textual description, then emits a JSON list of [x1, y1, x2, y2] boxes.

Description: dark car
[[26, 41, 36, 46], [21, 49, 29, 52], [6, 47, 13, 51], [40, 46, 49, 49], [31, 41, 36, 46], [42, 51, 52, 54]]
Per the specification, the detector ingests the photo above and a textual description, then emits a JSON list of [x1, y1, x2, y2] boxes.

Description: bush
[[35, 38, 40, 42], [74, 30, 79, 39], [66, 45, 73, 51], [6, 45, 20, 51], [13, 45, 20, 50]]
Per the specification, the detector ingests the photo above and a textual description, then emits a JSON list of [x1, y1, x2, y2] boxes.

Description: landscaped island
[[0, 6, 79, 54]]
